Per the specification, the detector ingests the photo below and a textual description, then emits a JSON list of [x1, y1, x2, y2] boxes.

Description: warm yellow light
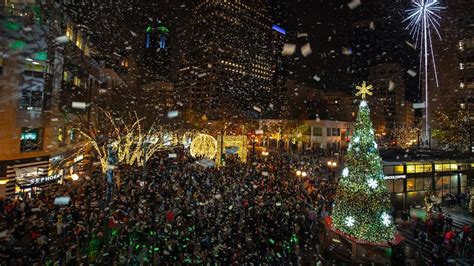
[[296, 170, 302, 176], [332, 162, 337, 167], [302, 171, 307, 177], [0, 180, 8, 185], [71, 173, 79, 181], [327, 161, 332, 166], [190, 134, 218, 159]]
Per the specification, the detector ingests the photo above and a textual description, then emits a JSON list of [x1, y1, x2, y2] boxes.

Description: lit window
[[73, 76, 81, 86], [21, 127, 43, 152]]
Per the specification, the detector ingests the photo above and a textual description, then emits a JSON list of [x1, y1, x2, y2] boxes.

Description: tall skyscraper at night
[[141, 20, 172, 83], [177, 0, 274, 119]]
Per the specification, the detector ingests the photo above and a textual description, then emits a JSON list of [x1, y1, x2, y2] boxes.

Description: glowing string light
[[381, 212, 391, 227], [345, 216, 355, 227]]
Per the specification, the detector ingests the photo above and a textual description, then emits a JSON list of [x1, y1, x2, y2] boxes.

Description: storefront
[[383, 160, 474, 211], [49, 151, 90, 180], [17, 170, 64, 194], [0, 156, 51, 199]]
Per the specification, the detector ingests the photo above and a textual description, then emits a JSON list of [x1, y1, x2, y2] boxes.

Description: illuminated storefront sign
[[30, 173, 62, 186], [384, 175, 406, 180]]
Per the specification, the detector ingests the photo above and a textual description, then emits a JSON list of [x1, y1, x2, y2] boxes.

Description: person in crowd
[[0, 149, 339, 264]]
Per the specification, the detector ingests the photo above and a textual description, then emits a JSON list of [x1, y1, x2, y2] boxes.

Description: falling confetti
[[301, 43, 312, 57], [407, 69, 417, 77], [282, 43, 296, 56], [167, 110, 179, 118], [72, 102, 87, 109], [348, 0, 362, 10]]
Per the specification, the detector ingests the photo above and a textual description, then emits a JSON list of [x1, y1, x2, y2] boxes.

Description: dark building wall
[[177, 0, 274, 119]]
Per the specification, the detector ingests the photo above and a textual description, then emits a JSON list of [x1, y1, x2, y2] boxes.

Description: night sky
[[83, 0, 420, 102], [268, 0, 419, 101]]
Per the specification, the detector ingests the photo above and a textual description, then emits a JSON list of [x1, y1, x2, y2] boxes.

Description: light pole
[[142, 141, 149, 180], [105, 144, 116, 256]]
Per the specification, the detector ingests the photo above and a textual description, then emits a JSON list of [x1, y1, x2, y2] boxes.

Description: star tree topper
[[355, 81, 374, 99]]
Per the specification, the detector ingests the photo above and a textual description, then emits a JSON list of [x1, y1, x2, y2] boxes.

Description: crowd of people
[[0, 149, 338, 265], [402, 202, 474, 265]]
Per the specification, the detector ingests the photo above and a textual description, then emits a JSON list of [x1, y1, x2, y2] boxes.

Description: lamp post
[[105, 143, 116, 256], [142, 141, 149, 180]]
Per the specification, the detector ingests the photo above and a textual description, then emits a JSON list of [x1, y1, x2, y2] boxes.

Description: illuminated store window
[[20, 127, 43, 152]]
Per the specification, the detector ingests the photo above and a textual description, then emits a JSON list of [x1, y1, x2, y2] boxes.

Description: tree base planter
[[319, 217, 405, 265]]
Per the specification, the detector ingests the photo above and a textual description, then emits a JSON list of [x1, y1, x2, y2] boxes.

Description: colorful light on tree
[[331, 82, 396, 243]]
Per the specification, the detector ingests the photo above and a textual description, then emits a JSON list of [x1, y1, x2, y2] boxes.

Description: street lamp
[[332, 161, 337, 167], [296, 170, 302, 176], [301, 171, 307, 177]]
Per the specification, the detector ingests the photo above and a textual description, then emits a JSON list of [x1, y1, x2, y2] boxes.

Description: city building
[[0, 0, 127, 198], [143, 81, 175, 110], [261, 119, 351, 151], [140, 21, 172, 83], [270, 24, 290, 118], [177, 0, 274, 119], [323, 91, 357, 122], [0, 0, 59, 198], [285, 80, 325, 120], [304, 120, 352, 151], [382, 158, 474, 211], [369, 63, 413, 134], [423, 0, 474, 150]]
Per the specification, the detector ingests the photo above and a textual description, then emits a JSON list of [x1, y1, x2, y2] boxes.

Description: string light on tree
[[345, 216, 355, 227], [330, 82, 396, 243], [367, 178, 378, 189], [342, 167, 349, 177], [381, 212, 392, 227]]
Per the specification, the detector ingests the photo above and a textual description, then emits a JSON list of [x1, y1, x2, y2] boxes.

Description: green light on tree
[[331, 82, 396, 243]]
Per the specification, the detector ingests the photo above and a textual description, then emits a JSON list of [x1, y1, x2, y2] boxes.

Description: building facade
[[0, 0, 60, 198], [383, 159, 474, 211], [177, 0, 274, 119], [369, 63, 414, 133]]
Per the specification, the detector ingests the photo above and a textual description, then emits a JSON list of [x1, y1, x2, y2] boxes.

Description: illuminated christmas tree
[[331, 81, 396, 243]]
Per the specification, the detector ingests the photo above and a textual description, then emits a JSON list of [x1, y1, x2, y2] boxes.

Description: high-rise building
[[177, 0, 274, 119], [323, 91, 357, 122], [141, 21, 172, 83], [369, 63, 414, 133], [0, 0, 58, 198], [426, 0, 473, 149], [270, 24, 289, 118], [446, 0, 474, 112]]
